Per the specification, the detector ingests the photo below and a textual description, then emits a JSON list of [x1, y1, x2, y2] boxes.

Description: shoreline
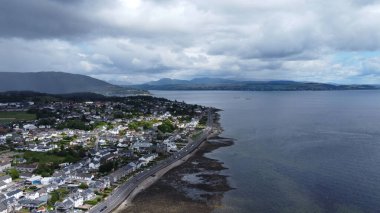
[[120, 135, 234, 213], [114, 137, 210, 212], [113, 114, 223, 212]]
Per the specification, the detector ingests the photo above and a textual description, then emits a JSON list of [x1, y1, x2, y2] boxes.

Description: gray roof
[[55, 199, 74, 210], [19, 198, 46, 207], [0, 162, 11, 166], [0, 175, 11, 181], [0, 194, 6, 202], [4, 197, 17, 205], [6, 189, 22, 197], [73, 172, 93, 179], [0, 201, 6, 211], [20, 172, 34, 178]]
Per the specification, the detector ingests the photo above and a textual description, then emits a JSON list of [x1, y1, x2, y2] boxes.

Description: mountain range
[[0, 72, 148, 96], [0, 72, 376, 94], [131, 78, 378, 91]]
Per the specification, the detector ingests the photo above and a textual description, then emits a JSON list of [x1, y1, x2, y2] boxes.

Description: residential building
[[0, 202, 6, 213], [55, 198, 74, 212], [16, 164, 38, 173], [0, 175, 11, 184], [0, 162, 11, 172]]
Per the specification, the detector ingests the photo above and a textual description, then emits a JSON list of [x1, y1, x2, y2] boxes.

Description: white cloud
[[1, 0, 380, 84]]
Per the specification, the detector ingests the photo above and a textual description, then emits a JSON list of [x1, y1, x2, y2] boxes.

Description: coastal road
[[89, 110, 213, 213]]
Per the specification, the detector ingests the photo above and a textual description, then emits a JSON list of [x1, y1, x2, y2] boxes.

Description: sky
[[1, 0, 380, 84]]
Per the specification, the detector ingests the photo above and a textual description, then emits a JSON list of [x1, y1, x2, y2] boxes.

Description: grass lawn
[[0, 111, 36, 123], [191, 130, 203, 140], [23, 151, 66, 164]]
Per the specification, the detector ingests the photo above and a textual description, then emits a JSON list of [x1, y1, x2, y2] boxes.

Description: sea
[[150, 90, 380, 213]]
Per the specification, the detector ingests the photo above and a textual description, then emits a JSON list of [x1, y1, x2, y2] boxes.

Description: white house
[[89, 160, 100, 170], [46, 184, 59, 193], [69, 194, 84, 207], [139, 153, 158, 163], [127, 162, 137, 172], [131, 142, 152, 151], [0, 182, 7, 190], [23, 124, 37, 131], [80, 189, 96, 201], [5, 189, 23, 199], [0, 175, 12, 184], [0, 162, 11, 172], [69, 173, 94, 182], [41, 177, 53, 185], [25, 191, 39, 200], [165, 142, 178, 152], [0, 136, 6, 144]]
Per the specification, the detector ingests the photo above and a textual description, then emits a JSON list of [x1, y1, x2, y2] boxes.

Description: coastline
[[114, 136, 210, 213], [118, 114, 234, 213], [89, 110, 219, 213], [114, 118, 223, 212]]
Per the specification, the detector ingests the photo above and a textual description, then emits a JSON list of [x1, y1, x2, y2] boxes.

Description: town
[[0, 92, 210, 213]]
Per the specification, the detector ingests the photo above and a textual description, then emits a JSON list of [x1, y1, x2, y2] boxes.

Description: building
[[0, 202, 7, 213], [88, 160, 100, 170], [5, 189, 23, 199], [20, 172, 34, 179], [0, 162, 11, 172], [0, 175, 12, 184], [25, 176, 42, 185], [16, 164, 38, 173], [3, 197, 22, 212], [25, 190, 40, 200], [69, 173, 94, 182], [81, 189, 96, 201], [0, 182, 6, 191], [23, 124, 37, 131], [55, 198, 74, 212], [19, 199, 46, 210], [69, 193, 84, 207], [131, 141, 153, 152], [140, 153, 158, 161]]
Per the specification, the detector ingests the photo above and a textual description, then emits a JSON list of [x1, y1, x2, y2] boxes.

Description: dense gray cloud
[[0, 0, 380, 84], [0, 0, 99, 39]]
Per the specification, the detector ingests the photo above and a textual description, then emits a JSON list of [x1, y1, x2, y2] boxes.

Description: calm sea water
[[152, 90, 380, 213]]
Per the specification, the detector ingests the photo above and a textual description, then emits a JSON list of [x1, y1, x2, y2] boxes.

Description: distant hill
[[145, 77, 237, 86], [145, 78, 190, 85], [132, 78, 378, 91], [0, 72, 148, 96]]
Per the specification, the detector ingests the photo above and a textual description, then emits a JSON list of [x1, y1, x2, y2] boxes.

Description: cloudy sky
[[1, 0, 380, 84]]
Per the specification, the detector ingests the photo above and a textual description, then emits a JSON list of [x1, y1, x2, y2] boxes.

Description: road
[[89, 110, 213, 213]]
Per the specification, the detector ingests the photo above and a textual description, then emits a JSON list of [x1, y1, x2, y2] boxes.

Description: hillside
[[0, 72, 148, 96], [132, 78, 378, 91]]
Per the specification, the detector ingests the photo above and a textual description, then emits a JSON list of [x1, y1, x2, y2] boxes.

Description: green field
[[23, 151, 66, 164], [0, 111, 36, 123]]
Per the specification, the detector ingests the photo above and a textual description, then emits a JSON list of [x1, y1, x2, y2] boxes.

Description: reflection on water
[[153, 90, 380, 213]]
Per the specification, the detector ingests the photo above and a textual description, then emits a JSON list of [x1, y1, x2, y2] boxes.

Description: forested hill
[[0, 72, 148, 96], [132, 78, 378, 91]]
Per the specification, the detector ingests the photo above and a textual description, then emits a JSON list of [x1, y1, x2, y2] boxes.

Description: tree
[[48, 188, 69, 206], [7, 168, 19, 179], [79, 183, 89, 189], [158, 119, 175, 133], [99, 161, 118, 173]]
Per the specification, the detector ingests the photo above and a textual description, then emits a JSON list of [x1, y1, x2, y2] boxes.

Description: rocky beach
[[119, 116, 234, 213]]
